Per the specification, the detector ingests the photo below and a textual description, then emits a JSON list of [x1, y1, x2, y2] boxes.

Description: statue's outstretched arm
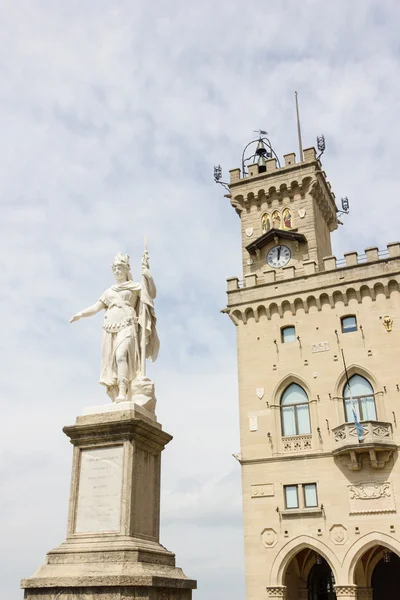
[[70, 300, 105, 323]]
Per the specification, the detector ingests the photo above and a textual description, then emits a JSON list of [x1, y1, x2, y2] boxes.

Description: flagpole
[[341, 349, 364, 442], [295, 91, 304, 163]]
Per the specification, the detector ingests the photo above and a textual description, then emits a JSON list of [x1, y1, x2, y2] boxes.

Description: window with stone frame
[[341, 315, 357, 333], [280, 383, 311, 436], [343, 374, 377, 422], [281, 325, 296, 343], [284, 483, 318, 509]]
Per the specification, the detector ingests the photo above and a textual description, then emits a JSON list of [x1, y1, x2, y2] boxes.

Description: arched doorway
[[353, 544, 400, 599], [371, 550, 400, 599], [283, 550, 336, 599], [308, 557, 336, 600]]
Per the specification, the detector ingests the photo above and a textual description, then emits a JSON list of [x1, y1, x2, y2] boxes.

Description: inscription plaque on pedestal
[[75, 445, 124, 533]]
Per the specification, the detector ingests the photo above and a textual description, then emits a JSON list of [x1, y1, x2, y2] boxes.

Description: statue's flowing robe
[[99, 272, 159, 391]]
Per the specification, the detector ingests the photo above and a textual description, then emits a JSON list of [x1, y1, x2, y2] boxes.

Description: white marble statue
[[70, 250, 159, 405]]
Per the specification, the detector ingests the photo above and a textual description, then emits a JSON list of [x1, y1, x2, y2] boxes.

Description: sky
[[1, 1, 400, 599]]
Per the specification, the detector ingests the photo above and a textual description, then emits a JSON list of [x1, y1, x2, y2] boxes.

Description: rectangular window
[[341, 315, 357, 333], [284, 485, 299, 509], [303, 483, 318, 507], [281, 326, 296, 343], [284, 483, 318, 510]]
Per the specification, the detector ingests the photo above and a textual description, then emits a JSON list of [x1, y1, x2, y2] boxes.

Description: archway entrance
[[354, 545, 400, 600], [284, 550, 336, 600], [308, 558, 336, 600], [371, 550, 400, 599]]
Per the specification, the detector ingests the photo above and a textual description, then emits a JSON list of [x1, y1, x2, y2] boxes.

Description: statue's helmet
[[112, 252, 130, 271]]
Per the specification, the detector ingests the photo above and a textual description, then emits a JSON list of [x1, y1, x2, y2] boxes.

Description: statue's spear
[[140, 237, 149, 377]]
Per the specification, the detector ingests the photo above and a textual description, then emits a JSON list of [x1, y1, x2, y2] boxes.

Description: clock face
[[266, 245, 291, 268]]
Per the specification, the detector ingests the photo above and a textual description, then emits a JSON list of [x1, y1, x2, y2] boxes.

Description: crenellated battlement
[[225, 242, 400, 325], [229, 147, 321, 185]]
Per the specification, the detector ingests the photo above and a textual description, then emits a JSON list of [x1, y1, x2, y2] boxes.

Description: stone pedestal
[[21, 405, 196, 599]]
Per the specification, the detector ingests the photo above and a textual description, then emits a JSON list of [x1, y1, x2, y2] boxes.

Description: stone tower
[[224, 137, 400, 600]]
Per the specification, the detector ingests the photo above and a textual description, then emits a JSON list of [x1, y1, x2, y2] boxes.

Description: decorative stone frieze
[[266, 586, 287, 598], [282, 435, 312, 452], [334, 586, 357, 598], [348, 480, 396, 514], [251, 483, 274, 498]]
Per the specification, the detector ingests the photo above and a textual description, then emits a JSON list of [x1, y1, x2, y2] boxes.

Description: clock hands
[[267, 245, 291, 268]]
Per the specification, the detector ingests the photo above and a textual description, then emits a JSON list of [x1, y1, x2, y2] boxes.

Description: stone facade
[[225, 148, 400, 598]]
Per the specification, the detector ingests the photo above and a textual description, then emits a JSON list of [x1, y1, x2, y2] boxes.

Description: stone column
[[334, 585, 358, 599], [266, 586, 287, 599], [21, 406, 196, 600]]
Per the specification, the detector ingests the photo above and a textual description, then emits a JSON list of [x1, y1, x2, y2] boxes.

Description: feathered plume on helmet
[[112, 253, 133, 280]]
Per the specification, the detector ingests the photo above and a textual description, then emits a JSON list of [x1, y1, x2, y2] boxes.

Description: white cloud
[[1, 1, 400, 599]]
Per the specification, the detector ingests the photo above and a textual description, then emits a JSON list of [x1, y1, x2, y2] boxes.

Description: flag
[[341, 350, 364, 443]]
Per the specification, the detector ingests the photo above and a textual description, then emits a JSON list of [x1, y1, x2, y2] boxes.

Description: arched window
[[343, 374, 377, 422], [281, 383, 311, 436]]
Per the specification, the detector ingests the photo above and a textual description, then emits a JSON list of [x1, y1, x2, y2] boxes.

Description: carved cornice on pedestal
[[266, 586, 287, 598], [334, 585, 357, 598]]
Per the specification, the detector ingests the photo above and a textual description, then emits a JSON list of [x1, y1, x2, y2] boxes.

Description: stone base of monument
[[21, 405, 196, 600]]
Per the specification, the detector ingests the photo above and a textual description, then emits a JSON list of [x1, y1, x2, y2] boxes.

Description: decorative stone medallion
[[245, 227, 254, 237], [298, 207, 306, 218], [256, 388, 265, 399], [329, 524, 347, 545], [261, 527, 277, 548]]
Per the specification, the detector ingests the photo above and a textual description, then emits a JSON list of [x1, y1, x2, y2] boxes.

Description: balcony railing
[[282, 435, 312, 453], [332, 420, 397, 470]]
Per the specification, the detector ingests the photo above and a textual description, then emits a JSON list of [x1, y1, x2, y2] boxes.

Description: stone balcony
[[332, 421, 397, 471]]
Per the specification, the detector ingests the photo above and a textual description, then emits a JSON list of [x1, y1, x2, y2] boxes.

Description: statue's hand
[[70, 313, 82, 323], [142, 251, 150, 272]]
